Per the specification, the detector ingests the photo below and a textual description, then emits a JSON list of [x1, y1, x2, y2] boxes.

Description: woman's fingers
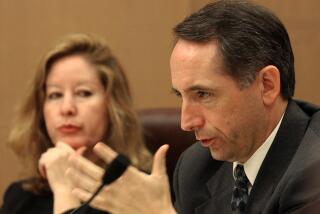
[[56, 141, 75, 153], [38, 155, 47, 178], [38, 141, 75, 179], [76, 146, 87, 155]]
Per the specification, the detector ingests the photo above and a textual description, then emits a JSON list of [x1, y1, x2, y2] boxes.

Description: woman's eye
[[77, 90, 92, 97], [47, 92, 62, 100]]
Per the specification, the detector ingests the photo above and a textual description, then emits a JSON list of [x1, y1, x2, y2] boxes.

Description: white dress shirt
[[233, 114, 284, 194]]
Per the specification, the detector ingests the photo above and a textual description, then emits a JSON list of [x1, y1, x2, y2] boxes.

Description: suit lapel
[[195, 162, 234, 214], [246, 100, 310, 213]]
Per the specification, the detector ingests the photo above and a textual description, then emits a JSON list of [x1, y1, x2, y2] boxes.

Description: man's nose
[[180, 102, 204, 132], [60, 95, 77, 116]]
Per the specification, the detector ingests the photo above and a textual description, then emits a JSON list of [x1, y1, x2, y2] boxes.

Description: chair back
[[139, 108, 196, 196]]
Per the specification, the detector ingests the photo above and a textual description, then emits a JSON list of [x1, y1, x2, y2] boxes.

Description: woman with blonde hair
[[1, 34, 151, 213]]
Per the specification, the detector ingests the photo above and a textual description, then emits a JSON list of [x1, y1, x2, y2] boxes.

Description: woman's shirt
[[1, 179, 107, 214]]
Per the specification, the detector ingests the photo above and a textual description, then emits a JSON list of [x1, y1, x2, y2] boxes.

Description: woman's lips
[[58, 125, 81, 134]]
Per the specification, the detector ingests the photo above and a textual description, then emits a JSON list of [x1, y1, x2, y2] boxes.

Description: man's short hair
[[174, 0, 295, 99]]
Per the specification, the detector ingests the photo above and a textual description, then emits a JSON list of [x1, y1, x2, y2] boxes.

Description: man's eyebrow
[[186, 85, 214, 92], [171, 85, 216, 96], [183, 85, 216, 94]]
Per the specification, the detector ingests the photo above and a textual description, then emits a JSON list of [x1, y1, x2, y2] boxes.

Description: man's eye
[[197, 91, 211, 98], [174, 91, 182, 98], [77, 90, 92, 97], [171, 89, 182, 98], [47, 92, 62, 100]]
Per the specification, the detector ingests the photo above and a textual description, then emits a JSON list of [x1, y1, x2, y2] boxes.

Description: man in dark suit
[[65, 1, 320, 213], [171, 1, 320, 213]]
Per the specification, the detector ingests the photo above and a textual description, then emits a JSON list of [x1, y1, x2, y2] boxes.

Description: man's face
[[170, 40, 268, 163]]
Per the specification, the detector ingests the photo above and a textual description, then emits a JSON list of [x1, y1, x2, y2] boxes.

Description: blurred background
[[1, 0, 319, 203]]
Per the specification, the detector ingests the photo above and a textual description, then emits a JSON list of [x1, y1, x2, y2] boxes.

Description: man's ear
[[257, 65, 281, 106]]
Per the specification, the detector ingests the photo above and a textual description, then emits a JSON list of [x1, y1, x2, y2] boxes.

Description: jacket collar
[[195, 162, 233, 214], [247, 100, 310, 212]]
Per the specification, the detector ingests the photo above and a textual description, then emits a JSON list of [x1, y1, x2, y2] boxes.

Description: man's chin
[[209, 148, 222, 160], [209, 149, 234, 162]]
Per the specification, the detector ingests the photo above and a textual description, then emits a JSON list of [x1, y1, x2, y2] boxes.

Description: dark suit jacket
[[173, 100, 320, 214]]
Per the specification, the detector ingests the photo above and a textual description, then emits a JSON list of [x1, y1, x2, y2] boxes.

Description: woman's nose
[[60, 95, 77, 116]]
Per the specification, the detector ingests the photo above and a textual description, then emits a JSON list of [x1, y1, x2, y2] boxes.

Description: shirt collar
[[233, 113, 284, 186]]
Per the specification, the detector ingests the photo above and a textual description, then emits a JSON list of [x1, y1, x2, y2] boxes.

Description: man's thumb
[[151, 144, 169, 176]]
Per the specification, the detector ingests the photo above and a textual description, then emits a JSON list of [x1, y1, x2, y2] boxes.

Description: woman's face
[[43, 55, 109, 149]]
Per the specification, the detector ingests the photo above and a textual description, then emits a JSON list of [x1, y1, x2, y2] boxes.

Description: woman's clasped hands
[[38, 142, 84, 213]]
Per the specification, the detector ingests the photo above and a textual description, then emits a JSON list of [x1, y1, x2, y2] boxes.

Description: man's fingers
[[93, 142, 141, 183], [66, 167, 100, 193], [72, 188, 113, 212], [93, 142, 117, 164], [151, 144, 169, 176], [69, 154, 104, 181], [72, 188, 92, 203]]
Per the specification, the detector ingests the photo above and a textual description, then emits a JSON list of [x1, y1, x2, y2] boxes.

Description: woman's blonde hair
[[8, 34, 151, 193]]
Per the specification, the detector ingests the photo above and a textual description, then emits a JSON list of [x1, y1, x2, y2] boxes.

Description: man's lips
[[58, 125, 81, 134], [199, 138, 217, 147]]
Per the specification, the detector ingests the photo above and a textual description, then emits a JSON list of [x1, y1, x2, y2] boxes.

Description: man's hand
[[67, 142, 177, 214]]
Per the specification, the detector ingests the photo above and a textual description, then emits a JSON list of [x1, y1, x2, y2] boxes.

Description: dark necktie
[[231, 164, 249, 213]]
